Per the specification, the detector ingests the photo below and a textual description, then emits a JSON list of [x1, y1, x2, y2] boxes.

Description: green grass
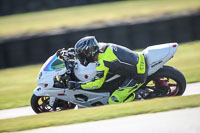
[[166, 41, 200, 83], [0, 0, 199, 38], [0, 94, 200, 132], [0, 65, 42, 109], [0, 41, 200, 110]]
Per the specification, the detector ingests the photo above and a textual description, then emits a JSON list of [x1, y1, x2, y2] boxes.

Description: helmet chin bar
[[93, 54, 99, 61], [81, 54, 97, 66], [81, 58, 89, 66]]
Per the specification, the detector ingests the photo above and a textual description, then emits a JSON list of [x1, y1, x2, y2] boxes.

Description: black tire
[[31, 94, 43, 113], [31, 94, 76, 114], [145, 66, 186, 96]]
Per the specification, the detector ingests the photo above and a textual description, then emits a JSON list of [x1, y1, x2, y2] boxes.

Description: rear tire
[[145, 66, 186, 96]]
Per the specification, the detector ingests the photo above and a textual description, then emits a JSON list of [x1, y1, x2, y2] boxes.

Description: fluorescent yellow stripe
[[81, 47, 117, 90], [137, 53, 146, 74]]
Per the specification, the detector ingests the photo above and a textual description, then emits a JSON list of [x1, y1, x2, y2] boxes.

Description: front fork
[[33, 86, 65, 108], [49, 97, 56, 106]]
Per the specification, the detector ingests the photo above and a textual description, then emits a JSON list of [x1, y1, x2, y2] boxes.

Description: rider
[[57, 36, 148, 104]]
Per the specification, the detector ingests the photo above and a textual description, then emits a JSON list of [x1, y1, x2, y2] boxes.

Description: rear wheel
[[31, 94, 76, 113], [143, 66, 186, 98]]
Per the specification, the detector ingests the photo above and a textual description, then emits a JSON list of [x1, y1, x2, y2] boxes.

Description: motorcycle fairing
[[42, 54, 65, 71], [143, 43, 178, 76], [63, 89, 109, 107], [37, 54, 67, 89], [74, 60, 97, 82], [33, 86, 110, 107]]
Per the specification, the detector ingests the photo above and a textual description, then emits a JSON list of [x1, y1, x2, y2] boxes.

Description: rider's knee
[[108, 93, 136, 104]]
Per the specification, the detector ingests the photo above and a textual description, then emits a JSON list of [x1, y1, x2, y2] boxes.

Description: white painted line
[[0, 106, 35, 120]]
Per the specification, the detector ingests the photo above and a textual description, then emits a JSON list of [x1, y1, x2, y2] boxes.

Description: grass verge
[[0, 0, 200, 37], [166, 41, 200, 83], [0, 41, 200, 110], [0, 94, 200, 132]]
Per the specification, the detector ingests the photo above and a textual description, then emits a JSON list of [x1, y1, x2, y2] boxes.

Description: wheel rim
[[37, 96, 52, 112], [36, 96, 75, 113], [145, 77, 180, 97]]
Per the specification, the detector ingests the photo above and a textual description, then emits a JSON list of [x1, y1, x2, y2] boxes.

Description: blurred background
[[0, 0, 199, 69]]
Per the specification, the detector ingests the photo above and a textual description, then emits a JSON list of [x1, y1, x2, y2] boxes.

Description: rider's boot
[[135, 89, 150, 100], [108, 82, 144, 104]]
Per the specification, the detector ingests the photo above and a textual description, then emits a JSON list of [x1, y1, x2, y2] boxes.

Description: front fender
[[33, 87, 47, 96]]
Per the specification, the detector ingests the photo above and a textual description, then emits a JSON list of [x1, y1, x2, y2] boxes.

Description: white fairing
[[37, 55, 67, 88], [142, 43, 178, 76], [74, 60, 97, 82]]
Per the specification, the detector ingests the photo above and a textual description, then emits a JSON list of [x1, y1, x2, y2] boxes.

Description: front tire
[[31, 94, 76, 113], [144, 66, 186, 97]]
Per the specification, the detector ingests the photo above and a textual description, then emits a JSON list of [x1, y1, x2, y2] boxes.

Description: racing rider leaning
[[57, 36, 148, 104]]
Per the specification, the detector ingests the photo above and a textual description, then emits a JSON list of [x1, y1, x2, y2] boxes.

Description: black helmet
[[75, 36, 99, 66]]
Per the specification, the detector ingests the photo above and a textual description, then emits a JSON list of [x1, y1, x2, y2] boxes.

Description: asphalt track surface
[[0, 82, 200, 120], [14, 107, 200, 133]]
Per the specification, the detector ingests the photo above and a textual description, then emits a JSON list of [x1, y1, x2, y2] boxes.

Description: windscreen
[[42, 55, 65, 71]]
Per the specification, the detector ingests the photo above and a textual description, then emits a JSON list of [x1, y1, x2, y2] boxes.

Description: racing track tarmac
[[14, 107, 200, 133], [0, 82, 200, 120]]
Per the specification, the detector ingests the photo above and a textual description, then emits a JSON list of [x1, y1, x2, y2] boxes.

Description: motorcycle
[[31, 43, 186, 113]]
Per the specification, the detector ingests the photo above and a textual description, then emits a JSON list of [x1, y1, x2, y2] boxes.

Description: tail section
[[142, 43, 178, 76]]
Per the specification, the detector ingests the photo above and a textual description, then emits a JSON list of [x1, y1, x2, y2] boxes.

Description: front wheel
[[143, 66, 186, 98], [31, 94, 76, 113]]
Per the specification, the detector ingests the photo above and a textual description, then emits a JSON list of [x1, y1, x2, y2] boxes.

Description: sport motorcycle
[[31, 43, 186, 113]]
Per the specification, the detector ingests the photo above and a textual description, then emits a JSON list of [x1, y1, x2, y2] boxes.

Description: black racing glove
[[56, 48, 67, 60], [56, 48, 75, 60], [68, 81, 81, 90]]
